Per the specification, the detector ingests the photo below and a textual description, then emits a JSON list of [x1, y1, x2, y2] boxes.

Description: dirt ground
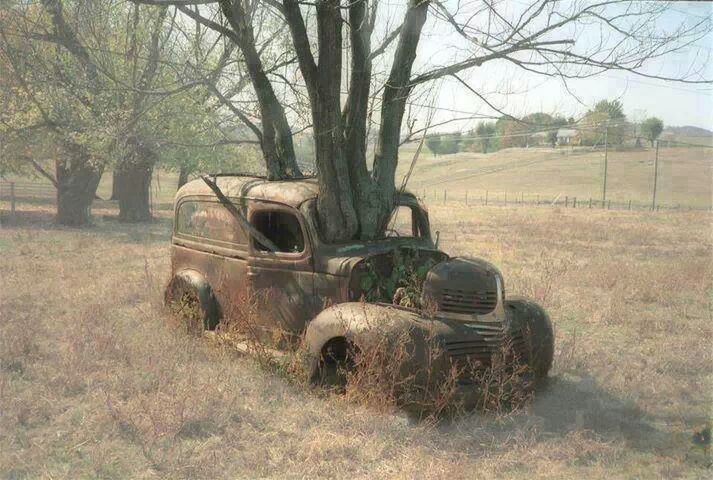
[[1, 199, 711, 479]]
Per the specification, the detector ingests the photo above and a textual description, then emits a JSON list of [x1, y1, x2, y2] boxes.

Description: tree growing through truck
[[131, 0, 710, 242]]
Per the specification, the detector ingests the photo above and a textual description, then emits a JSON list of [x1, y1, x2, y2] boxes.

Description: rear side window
[[252, 210, 305, 253], [176, 200, 247, 245]]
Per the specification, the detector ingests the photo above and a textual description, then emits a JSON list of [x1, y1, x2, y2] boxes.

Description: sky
[[396, 1, 713, 132]]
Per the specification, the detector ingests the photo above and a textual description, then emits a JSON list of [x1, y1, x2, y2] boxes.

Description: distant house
[[556, 128, 579, 145]]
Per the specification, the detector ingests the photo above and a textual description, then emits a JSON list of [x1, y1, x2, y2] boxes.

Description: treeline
[[0, 1, 262, 226], [425, 100, 665, 156]]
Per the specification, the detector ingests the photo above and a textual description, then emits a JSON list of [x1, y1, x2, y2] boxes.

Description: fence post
[[10, 182, 16, 221], [573, 197, 577, 208], [628, 200, 632, 210], [589, 197, 592, 208], [565, 196, 568, 208]]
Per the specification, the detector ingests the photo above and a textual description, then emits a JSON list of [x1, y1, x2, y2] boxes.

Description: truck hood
[[312, 242, 444, 277]]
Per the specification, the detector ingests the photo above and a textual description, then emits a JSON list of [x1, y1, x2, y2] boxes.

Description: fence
[[418, 188, 710, 212], [1, 181, 710, 221], [0, 181, 56, 201], [0, 181, 56, 222]]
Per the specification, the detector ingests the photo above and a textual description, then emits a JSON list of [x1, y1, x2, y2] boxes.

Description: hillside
[[396, 145, 712, 208], [663, 125, 713, 137]]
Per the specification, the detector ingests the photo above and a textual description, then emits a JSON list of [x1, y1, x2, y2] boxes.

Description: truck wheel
[[165, 275, 219, 335], [314, 337, 358, 390], [505, 296, 554, 381]]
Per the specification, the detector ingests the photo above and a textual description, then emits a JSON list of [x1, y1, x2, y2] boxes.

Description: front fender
[[303, 302, 422, 374]]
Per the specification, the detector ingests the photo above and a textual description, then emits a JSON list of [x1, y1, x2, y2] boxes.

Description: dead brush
[[340, 309, 534, 421], [0, 311, 40, 376], [213, 285, 295, 371], [515, 251, 574, 307], [102, 374, 215, 472], [464, 338, 535, 415]]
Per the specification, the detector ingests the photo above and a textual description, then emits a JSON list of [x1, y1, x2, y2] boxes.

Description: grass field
[[1, 194, 711, 478], [397, 145, 713, 209], [3, 145, 711, 211]]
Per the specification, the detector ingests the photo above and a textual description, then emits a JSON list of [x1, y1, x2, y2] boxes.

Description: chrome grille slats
[[439, 287, 497, 315], [444, 322, 529, 362]]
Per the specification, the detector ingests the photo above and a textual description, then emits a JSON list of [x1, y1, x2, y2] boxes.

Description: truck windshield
[[383, 205, 420, 238], [303, 199, 430, 245]]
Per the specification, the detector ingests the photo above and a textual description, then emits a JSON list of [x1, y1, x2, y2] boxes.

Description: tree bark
[[110, 170, 122, 200], [117, 138, 155, 222], [365, 0, 429, 239], [55, 153, 102, 227], [219, 0, 301, 180], [312, 0, 358, 242], [177, 166, 189, 189], [343, 0, 383, 241]]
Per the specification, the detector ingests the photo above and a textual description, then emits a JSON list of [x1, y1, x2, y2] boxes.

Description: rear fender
[[165, 269, 220, 330]]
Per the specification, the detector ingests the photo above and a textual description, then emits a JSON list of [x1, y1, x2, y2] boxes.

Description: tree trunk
[[55, 157, 102, 227], [365, 0, 429, 240], [219, 0, 301, 179], [110, 170, 122, 200], [177, 166, 189, 189], [117, 139, 155, 222], [312, 0, 359, 242]]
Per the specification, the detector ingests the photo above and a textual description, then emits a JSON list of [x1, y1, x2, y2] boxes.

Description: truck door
[[246, 200, 318, 337]]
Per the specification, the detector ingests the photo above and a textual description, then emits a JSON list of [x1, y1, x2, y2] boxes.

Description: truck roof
[[176, 175, 320, 208], [177, 175, 420, 209]]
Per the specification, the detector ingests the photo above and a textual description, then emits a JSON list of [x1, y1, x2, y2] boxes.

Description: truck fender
[[303, 302, 419, 381], [165, 269, 221, 330], [504, 295, 554, 378]]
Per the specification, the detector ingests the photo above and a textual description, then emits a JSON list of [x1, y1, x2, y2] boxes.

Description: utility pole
[[602, 122, 609, 204], [652, 140, 659, 211]]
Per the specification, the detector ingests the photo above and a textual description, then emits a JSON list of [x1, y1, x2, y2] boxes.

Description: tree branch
[[200, 175, 279, 252]]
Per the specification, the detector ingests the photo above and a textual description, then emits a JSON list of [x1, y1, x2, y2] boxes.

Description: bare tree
[[138, 1, 713, 239]]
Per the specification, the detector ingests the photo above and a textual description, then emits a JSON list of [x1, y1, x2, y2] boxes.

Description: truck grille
[[444, 323, 528, 366], [440, 288, 498, 315]]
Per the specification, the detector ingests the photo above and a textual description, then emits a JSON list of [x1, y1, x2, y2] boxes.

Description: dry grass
[[398, 145, 713, 208], [1, 199, 711, 479]]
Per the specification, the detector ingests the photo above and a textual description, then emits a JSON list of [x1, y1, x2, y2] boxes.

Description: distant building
[[556, 128, 579, 145]]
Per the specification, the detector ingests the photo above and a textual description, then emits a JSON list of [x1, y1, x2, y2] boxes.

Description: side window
[[385, 205, 418, 237], [252, 210, 305, 253], [176, 200, 247, 245]]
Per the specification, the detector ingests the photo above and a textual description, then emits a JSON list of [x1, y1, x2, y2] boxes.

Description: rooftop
[[557, 128, 579, 137], [176, 175, 320, 208]]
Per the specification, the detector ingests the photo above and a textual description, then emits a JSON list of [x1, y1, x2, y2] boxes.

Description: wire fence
[[0, 181, 56, 201], [417, 188, 711, 212], [1, 180, 710, 223]]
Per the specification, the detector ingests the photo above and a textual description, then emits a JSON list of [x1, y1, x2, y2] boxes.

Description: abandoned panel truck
[[165, 175, 554, 401]]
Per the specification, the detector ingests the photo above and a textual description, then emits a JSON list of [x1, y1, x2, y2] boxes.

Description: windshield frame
[[299, 195, 434, 250]]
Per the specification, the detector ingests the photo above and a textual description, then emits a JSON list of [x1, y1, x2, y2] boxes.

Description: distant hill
[[663, 125, 713, 137]]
